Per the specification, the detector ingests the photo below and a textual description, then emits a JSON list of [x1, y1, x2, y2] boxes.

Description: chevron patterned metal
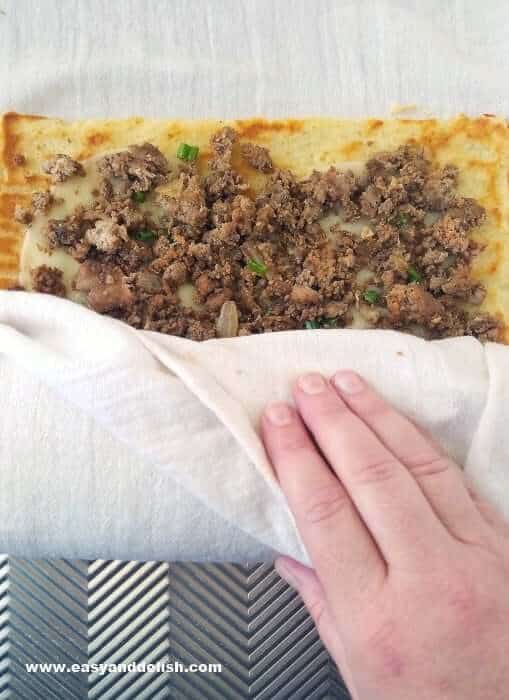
[[0, 556, 9, 700], [169, 562, 331, 699], [0, 558, 350, 699], [88, 559, 171, 699], [7, 559, 88, 700]]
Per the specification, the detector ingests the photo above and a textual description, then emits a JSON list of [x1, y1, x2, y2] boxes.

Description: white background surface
[[1, 0, 509, 562], [1, 0, 508, 119]]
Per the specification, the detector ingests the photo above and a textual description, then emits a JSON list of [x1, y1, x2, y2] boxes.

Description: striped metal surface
[[0, 559, 350, 699], [0, 557, 8, 699]]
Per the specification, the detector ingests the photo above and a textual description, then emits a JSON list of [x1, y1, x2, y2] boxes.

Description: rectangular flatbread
[[1, 112, 508, 342]]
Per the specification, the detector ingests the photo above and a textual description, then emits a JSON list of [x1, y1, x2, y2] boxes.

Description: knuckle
[[310, 393, 351, 423], [301, 487, 350, 525], [355, 394, 390, 420], [446, 580, 482, 629], [275, 427, 311, 454], [430, 571, 493, 642], [364, 618, 397, 654], [406, 454, 451, 479], [355, 456, 399, 485], [357, 619, 404, 681]]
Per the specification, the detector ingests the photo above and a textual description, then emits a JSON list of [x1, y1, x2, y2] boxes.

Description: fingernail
[[298, 373, 326, 395], [333, 370, 365, 395], [275, 559, 299, 589], [265, 402, 293, 426]]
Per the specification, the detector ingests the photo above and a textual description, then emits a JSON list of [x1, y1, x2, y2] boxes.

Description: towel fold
[[1, 291, 508, 561]]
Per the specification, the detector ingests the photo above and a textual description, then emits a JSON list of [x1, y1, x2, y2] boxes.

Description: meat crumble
[[240, 142, 273, 172], [31, 191, 53, 212], [27, 131, 501, 342], [31, 265, 66, 297], [14, 204, 32, 224], [42, 154, 85, 183]]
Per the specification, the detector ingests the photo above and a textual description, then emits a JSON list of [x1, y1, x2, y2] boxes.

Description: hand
[[261, 371, 509, 700]]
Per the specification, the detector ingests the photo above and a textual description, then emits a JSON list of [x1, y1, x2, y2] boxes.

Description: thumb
[[275, 556, 358, 699], [275, 556, 329, 629]]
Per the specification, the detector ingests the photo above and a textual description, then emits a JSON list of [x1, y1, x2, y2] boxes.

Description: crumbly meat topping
[[14, 204, 32, 224], [98, 142, 169, 196], [31, 265, 66, 297], [240, 142, 273, 172], [85, 219, 129, 253], [42, 154, 85, 183], [31, 133, 501, 342], [31, 191, 53, 211]]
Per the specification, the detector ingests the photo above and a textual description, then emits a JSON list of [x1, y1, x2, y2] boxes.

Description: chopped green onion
[[363, 289, 380, 305], [304, 320, 321, 329], [134, 229, 156, 242], [246, 258, 268, 277], [392, 212, 410, 227], [408, 266, 423, 283], [177, 143, 191, 160], [177, 143, 199, 161], [132, 191, 147, 204], [322, 317, 338, 328]]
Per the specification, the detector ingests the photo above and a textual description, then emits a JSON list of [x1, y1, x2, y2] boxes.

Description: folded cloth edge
[[2, 292, 508, 562]]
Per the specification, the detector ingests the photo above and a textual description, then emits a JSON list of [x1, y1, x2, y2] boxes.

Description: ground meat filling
[[31, 265, 66, 297], [42, 154, 85, 183], [31, 191, 53, 212], [30, 134, 501, 342], [240, 142, 273, 172], [14, 204, 32, 224], [98, 143, 169, 196]]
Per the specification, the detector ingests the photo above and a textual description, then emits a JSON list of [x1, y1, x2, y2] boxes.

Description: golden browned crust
[[1, 112, 508, 340]]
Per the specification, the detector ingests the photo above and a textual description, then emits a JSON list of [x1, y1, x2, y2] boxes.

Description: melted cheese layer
[[19, 153, 375, 322], [1, 114, 508, 339]]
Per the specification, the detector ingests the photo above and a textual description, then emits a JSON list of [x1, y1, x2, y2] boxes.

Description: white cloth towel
[[1, 292, 509, 562], [2, 0, 509, 560]]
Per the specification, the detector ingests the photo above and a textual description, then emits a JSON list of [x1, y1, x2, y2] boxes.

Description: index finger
[[293, 373, 449, 569], [262, 402, 385, 602]]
